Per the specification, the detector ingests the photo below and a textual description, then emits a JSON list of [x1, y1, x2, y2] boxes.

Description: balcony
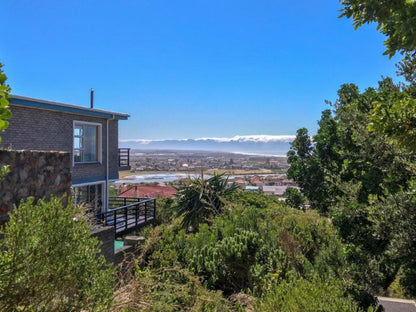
[[97, 196, 156, 237], [118, 148, 131, 170]]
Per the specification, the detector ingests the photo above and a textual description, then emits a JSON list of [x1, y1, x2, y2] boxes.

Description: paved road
[[378, 297, 416, 312]]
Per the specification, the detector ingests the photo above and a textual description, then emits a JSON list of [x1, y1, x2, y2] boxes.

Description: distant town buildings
[[116, 151, 297, 199]]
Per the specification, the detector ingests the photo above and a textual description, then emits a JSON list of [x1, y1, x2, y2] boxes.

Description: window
[[73, 122, 102, 163], [73, 183, 103, 216]]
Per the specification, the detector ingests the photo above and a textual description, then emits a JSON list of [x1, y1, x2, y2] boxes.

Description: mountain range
[[119, 135, 295, 156]]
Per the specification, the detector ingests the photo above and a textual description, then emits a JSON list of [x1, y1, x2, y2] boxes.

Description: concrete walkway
[[378, 297, 416, 312]]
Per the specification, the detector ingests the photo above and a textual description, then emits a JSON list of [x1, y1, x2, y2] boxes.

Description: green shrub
[[113, 266, 235, 312], [256, 276, 373, 312], [0, 197, 114, 311]]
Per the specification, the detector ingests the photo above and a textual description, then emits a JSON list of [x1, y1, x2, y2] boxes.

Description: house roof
[[10, 95, 130, 120], [262, 185, 294, 196], [119, 185, 177, 198]]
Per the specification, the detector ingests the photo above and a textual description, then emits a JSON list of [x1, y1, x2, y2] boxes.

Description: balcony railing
[[118, 148, 131, 170], [97, 196, 156, 237]]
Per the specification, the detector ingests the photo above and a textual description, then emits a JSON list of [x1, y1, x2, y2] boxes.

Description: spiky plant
[[175, 173, 239, 230]]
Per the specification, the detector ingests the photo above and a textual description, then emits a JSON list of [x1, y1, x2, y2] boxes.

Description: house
[[250, 176, 264, 186], [118, 185, 177, 198], [262, 185, 291, 196], [1, 95, 130, 216], [245, 185, 259, 192]]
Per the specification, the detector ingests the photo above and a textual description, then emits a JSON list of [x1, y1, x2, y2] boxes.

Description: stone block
[[123, 236, 146, 247]]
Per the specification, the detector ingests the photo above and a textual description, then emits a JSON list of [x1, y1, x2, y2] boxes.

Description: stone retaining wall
[[0, 149, 71, 225]]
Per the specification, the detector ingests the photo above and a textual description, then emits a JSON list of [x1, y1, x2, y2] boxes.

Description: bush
[[256, 276, 373, 312], [0, 197, 114, 311], [112, 266, 235, 312]]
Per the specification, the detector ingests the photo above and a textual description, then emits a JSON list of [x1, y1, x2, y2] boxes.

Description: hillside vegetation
[[112, 189, 375, 312]]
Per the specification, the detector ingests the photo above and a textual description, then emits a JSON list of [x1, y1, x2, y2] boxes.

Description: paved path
[[378, 297, 416, 312]]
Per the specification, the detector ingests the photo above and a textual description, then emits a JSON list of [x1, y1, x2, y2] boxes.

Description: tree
[[339, 0, 416, 148], [0, 63, 11, 138], [283, 187, 305, 210], [287, 128, 329, 213], [175, 173, 239, 230], [0, 63, 12, 178], [339, 0, 416, 84], [287, 78, 416, 302], [0, 197, 114, 311]]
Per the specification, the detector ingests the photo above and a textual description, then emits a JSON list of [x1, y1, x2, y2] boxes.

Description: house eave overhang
[[10, 95, 130, 120]]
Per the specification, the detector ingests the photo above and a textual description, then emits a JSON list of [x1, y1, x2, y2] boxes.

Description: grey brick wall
[[91, 226, 115, 264], [1, 105, 119, 182]]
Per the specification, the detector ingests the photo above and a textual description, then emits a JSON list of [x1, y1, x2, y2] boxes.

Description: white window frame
[[73, 121, 102, 165]]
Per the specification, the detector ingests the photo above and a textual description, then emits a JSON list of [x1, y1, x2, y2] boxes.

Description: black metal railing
[[98, 197, 156, 237], [118, 148, 130, 170]]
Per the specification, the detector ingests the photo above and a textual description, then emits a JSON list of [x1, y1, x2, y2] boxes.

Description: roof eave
[[10, 95, 130, 120]]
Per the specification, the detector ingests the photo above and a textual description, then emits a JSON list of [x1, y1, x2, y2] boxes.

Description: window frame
[[72, 181, 106, 214], [73, 121, 102, 165]]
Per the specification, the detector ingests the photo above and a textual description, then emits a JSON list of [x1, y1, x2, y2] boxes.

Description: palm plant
[[175, 173, 240, 230]]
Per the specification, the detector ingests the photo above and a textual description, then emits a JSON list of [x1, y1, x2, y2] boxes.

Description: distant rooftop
[[10, 95, 130, 120], [119, 185, 177, 198]]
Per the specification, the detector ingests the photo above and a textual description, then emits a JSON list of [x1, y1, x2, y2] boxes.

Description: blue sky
[[1, 0, 401, 140]]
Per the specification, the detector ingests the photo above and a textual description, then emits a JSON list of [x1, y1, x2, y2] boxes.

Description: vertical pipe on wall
[[105, 119, 109, 212], [90, 89, 94, 108]]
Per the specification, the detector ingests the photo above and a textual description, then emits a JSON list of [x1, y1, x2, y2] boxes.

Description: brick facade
[[1, 104, 119, 182]]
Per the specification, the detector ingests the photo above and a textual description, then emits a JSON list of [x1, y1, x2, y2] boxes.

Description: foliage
[[339, 0, 416, 151], [369, 86, 416, 152], [287, 78, 416, 303], [155, 196, 176, 225], [255, 276, 373, 312], [367, 180, 416, 297], [140, 192, 350, 304], [0, 63, 11, 137], [0, 62, 12, 179], [0, 197, 114, 312], [112, 266, 235, 312], [339, 0, 416, 57], [287, 127, 330, 214], [175, 173, 239, 230], [283, 187, 305, 210], [339, 0, 416, 85]]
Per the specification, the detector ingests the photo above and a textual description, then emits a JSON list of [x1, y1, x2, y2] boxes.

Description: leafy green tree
[[0, 197, 114, 311], [340, 0, 416, 150], [287, 78, 416, 303], [367, 180, 416, 297], [0, 63, 12, 179], [287, 128, 329, 213], [340, 0, 416, 83], [0, 63, 11, 138], [283, 187, 305, 210], [175, 173, 239, 230]]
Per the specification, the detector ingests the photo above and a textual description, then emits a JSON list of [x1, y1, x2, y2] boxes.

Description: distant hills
[[119, 135, 294, 156]]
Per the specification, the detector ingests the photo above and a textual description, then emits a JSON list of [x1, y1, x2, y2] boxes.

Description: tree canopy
[[340, 0, 416, 85], [0, 63, 11, 141]]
